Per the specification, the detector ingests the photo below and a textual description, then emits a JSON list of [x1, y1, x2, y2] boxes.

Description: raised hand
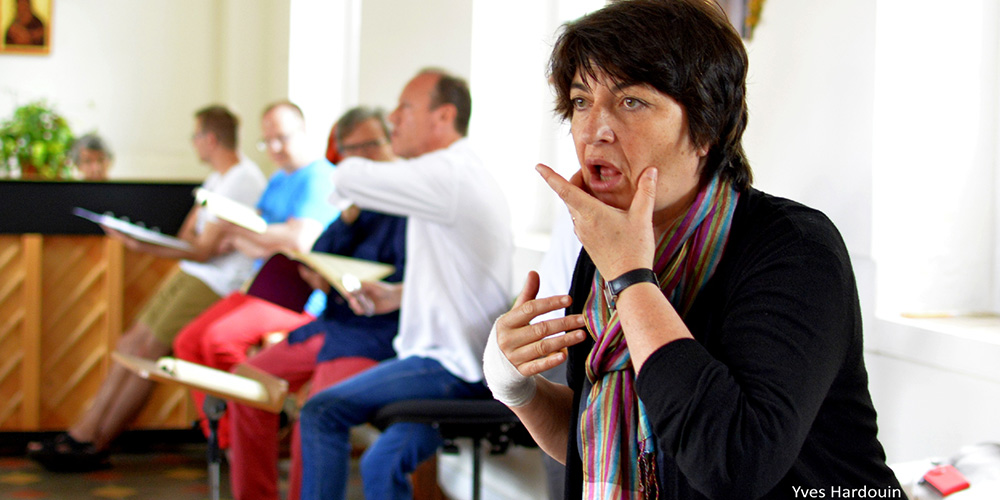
[[535, 163, 658, 281], [495, 271, 587, 378]]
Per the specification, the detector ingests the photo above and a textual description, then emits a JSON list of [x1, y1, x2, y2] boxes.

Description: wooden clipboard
[[113, 352, 288, 413], [73, 207, 193, 251], [194, 188, 268, 234], [245, 252, 396, 313], [285, 250, 395, 300]]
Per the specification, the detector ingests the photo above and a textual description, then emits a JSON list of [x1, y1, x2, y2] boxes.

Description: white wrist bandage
[[483, 320, 538, 407]]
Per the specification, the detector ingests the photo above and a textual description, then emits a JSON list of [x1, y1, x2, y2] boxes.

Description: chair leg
[[472, 438, 482, 500]]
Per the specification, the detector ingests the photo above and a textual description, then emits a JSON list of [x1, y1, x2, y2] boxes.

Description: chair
[[371, 398, 535, 500]]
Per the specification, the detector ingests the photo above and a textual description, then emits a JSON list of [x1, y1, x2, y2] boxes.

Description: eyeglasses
[[256, 134, 293, 152], [339, 138, 388, 154]]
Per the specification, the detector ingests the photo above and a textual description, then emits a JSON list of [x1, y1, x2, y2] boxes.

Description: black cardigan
[[563, 188, 902, 499]]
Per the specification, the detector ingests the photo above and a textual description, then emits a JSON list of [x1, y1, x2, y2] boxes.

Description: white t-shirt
[[179, 157, 267, 296], [332, 139, 513, 383]]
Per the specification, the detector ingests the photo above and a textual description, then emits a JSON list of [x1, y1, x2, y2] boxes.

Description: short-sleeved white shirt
[[179, 157, 268, 296]]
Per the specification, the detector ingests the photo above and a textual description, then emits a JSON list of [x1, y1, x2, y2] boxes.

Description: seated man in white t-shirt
[[27, 105, 268, 472]]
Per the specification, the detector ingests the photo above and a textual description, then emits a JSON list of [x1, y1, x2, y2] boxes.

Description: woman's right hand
[[497, 271, 588, 377], [484, 271, 588, 407]]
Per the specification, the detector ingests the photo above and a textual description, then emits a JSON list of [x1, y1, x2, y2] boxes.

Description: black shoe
[[26, 433, 112, 473]]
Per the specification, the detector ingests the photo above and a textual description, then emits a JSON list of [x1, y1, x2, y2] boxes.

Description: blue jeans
[[298, 356, 489, 500]]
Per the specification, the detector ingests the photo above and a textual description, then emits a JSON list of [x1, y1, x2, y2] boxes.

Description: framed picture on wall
[[720, 0, 766, 40], [1, 0, 51, 55]]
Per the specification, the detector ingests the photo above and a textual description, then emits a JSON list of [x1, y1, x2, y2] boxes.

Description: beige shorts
[[137, 270, 220, 345]]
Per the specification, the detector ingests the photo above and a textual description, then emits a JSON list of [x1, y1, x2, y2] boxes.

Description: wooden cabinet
[[1, 179, 199, 431], [0, 234, 193, 431], [0, 234, 195, 431]]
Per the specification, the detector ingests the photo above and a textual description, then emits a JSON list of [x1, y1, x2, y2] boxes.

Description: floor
[[0, 431, 365, 500]]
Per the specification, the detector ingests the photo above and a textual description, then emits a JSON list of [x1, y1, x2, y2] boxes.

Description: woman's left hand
[[535, 163, 658, 280]]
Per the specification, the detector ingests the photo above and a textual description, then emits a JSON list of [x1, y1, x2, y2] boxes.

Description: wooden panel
[[122, 248, 181, 328], [121, 248, 194, 430], [0, 235, 39, 430], [0, 236, 24, 428], [0, 234, 192, 431], [38, 236, 114, 429]]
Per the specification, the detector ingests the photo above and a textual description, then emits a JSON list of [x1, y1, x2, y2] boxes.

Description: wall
[[725, 0, 1000, 466], [866, 317, 1000, 462], [356, 0, 473, 112], [0, 0, 289, 181], [743, 0, 876, 261], [218, 0, 292, 175], [288, 0, 357, 156], [872, 0, 1000, 315]]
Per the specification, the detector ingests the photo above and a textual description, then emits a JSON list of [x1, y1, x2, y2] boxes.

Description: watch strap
[[604, 268, 658, 308]]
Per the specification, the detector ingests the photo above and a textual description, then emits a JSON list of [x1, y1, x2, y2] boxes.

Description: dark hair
[[422, 68, 472, 137], [334, 106, 391, 145], [549, 0, 752, 190], [70, 133, 113, 163], [195, 105, 239, 150]]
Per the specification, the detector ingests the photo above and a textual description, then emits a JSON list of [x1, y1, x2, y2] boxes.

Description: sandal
[[26, 433, 111, 472]]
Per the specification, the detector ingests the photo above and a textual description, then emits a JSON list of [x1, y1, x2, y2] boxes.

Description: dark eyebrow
[[570, 79, 640, 95], [612, 81, 641, 94]]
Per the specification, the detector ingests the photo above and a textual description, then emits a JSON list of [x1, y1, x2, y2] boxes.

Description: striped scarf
[[580, 175, 738, 499]]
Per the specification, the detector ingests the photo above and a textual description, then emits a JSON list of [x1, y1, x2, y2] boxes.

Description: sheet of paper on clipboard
[[112, 352, 288, 413], [73, 207, 193, 251], [194, 188, 267, 234], [245, 252, 395, 313]]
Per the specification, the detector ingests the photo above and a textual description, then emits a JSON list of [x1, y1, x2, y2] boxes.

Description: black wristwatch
[[603, 268, 658, 309]]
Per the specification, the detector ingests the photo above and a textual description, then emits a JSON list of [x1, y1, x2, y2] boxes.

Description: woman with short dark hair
[[484, 1, 903, 498]]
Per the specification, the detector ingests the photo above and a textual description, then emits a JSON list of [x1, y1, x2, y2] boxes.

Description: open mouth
[[586, 159, 624, 187]]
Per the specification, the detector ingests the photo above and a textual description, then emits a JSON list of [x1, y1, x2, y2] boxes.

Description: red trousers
[[172, 292, 314, 449], [229, 335, 378, 500]]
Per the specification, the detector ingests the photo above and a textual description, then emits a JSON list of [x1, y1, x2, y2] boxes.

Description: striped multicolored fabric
[[580, 175, 739, 499]]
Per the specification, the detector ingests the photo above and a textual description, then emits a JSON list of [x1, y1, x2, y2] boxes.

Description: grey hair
[[70, 133, 113, 163], [335, 106, 391, 145]]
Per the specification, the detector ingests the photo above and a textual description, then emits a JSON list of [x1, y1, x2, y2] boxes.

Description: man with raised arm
[[298, 69, 513, 500]]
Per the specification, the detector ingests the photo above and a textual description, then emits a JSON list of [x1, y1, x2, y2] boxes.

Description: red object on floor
[[923, 464, 970, 496]]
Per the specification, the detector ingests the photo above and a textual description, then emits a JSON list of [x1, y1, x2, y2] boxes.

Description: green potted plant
[[0, 100, 75, 179]]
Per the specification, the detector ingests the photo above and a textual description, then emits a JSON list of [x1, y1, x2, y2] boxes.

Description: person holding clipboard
[[28, 105, 267, 472]]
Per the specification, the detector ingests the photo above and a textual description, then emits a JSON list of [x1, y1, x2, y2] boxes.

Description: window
[[872, 0, 1000, 316]]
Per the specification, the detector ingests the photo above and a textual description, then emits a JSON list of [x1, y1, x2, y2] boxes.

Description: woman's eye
[[623, 97, 641, 109], [571, 97, 587, 109]]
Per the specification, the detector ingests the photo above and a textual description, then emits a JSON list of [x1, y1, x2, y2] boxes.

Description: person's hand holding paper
[[343, 278, 402, 317]]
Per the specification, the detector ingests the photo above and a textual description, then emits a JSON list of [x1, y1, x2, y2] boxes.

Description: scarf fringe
[[638, 452, 660, 500]]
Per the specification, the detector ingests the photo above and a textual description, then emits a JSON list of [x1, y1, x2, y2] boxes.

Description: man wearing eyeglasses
[[228, 101, 340, 261], [27, 105, 268, 472], [204, 106, 408, 500], [298, 68, 513, 500], [170, 101, 341, 450]]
